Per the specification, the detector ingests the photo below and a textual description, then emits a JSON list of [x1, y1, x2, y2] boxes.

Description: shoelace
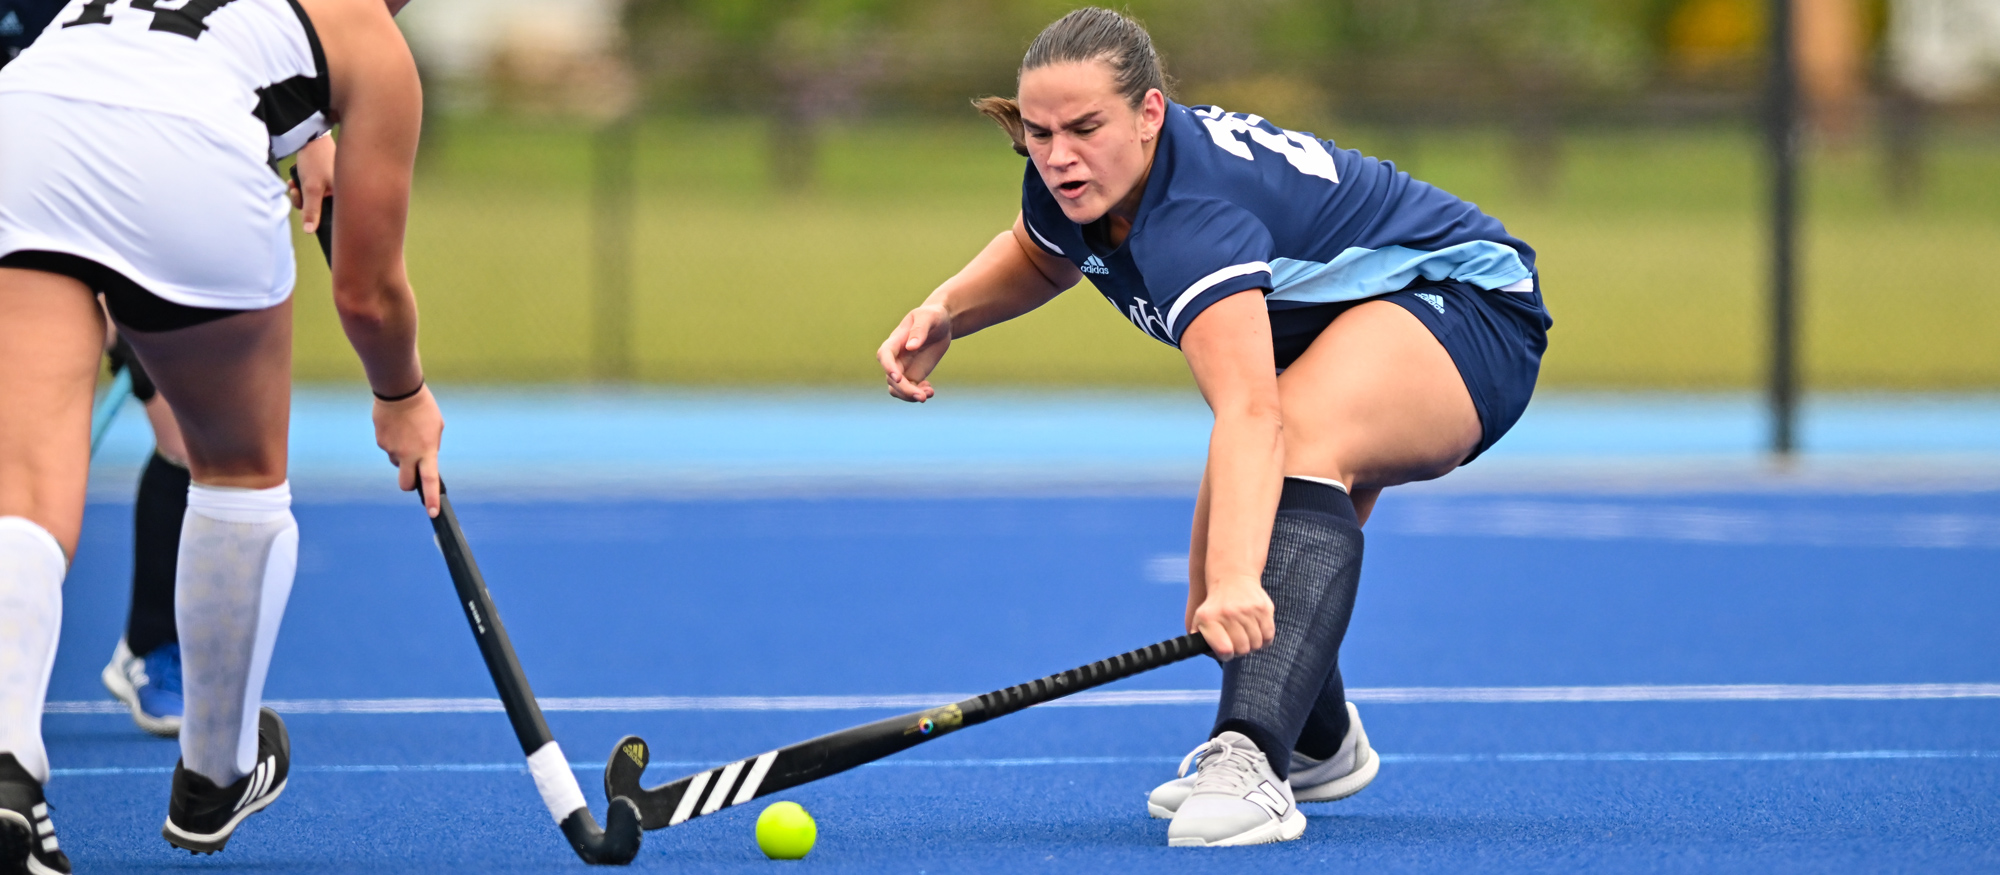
[[1175, 738, 1265, 796]]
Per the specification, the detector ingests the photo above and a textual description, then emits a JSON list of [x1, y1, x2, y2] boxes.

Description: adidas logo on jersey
[[0, 11, 24, 36], [1081, 255, 1110, 275], [1415, 292, 1446, 314]]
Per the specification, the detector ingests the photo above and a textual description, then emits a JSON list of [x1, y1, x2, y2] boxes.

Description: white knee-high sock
[[177, 482, 296, 785], [0, 517, 66, 785]]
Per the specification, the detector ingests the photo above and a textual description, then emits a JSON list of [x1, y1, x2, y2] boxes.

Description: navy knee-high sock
[[1211, 477, 1363, 780], [125, 450, 187, 656], [1293, 658, 1351, 760]]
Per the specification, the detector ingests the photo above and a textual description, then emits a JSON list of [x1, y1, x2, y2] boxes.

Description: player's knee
[[1280, 442, 1360, 493], [184, 452, 288, 489], [0, 501, 81, 560]]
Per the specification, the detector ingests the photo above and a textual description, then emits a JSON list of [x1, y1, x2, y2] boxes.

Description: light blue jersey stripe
[[1266, 241, 1532, 307]]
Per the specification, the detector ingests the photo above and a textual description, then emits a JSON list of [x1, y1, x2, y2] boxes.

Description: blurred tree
[[625, 0, 1684, 189], [625, 0, 918, 188], [1321, 0, 1666, 195]]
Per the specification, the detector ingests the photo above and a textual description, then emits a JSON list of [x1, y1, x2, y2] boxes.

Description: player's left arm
[[1177, 291, 1283, 660]]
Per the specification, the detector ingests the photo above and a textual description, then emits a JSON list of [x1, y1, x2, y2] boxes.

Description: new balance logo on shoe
[[1082, 255, 1110, 275], [1415, 292, 1446, 314], [1248, 781, 1290, 818]]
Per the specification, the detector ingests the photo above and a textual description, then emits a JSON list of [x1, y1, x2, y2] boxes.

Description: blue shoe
[[101, 640, 182, 738]]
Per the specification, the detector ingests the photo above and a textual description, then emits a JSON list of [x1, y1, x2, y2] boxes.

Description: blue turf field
[[40, 481, 2000, 872]]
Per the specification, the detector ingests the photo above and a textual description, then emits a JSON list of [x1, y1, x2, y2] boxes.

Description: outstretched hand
[[876, 304, 952, 402], [373, 386, 444, 516]]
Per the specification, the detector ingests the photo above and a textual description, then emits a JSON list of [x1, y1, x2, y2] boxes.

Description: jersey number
[[63, 0, 241, 38], [1194, 107, 1340, 184]]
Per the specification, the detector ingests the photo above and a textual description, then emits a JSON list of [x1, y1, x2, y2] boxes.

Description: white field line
[[46, 749, 2000, 779], [1381, 501, 2000, 549], [43, 683, 2000, 716]]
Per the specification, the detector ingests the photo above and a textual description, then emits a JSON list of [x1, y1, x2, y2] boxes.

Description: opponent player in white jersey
[[878, 9, 1550, 848], [0, 0, 438, 868], [7, 0, 340, 744]]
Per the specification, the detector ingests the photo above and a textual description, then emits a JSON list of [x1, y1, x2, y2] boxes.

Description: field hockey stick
[[297, 168, 642, 865], [605, 632, 1212, 831], [89, 366, 134, 456], [423, 480, 643, 865]]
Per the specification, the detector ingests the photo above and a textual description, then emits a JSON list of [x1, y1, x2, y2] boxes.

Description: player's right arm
[[877, 213, 1083, 401], [300, 0, 442, 513]]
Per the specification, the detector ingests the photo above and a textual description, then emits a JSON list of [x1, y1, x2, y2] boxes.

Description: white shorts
[[0, 91, 296, 317]]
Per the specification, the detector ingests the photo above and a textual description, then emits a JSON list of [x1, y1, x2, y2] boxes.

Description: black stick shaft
[[608, 633, 1210, 830], [430, 483, 642, 863], [431, 488, 556, 754]]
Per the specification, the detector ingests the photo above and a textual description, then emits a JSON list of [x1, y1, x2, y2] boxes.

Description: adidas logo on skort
[[1415, 292, 1446, 314], [1082, 255, 1110, 275]]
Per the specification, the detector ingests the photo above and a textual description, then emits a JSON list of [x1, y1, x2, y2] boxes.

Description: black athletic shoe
[[0, 753, 71, 875], [162, 708, 290, 854]]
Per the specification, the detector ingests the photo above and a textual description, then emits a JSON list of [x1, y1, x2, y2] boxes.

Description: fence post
[[1765, 0, 1801, 456]]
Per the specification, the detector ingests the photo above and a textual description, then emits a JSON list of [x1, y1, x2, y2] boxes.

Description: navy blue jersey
[[0, 0, 64, 67], [1021, 102, 1538, 353]]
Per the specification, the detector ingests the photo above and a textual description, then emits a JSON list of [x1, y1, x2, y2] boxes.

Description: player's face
[[1018, 61, 1165, 225]]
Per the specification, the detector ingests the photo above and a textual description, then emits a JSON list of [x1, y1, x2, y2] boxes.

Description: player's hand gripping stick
[[296, 169, 641, 864], [606, 632, 1213, 831]]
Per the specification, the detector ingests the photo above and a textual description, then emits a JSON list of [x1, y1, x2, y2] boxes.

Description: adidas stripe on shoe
[[0, 754, 72, 875], [163, 708, 290, 854]]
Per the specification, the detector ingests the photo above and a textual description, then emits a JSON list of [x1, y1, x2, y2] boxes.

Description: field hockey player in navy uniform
[[0, 0, 440, 867], [877, 8, 1551, 847]]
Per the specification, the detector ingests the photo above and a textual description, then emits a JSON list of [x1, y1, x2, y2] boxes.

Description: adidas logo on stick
[[1082, 255, 1110, 275]]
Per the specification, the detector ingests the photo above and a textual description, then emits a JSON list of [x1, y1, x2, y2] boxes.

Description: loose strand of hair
[[972, 96, 1031, 156]]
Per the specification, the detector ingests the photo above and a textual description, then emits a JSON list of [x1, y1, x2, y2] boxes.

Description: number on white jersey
[[64, 0, 240, 38], [1194, 106, 1339, 184]]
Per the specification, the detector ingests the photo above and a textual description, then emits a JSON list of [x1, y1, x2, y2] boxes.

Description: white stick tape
[[526, 741, 588, 823]]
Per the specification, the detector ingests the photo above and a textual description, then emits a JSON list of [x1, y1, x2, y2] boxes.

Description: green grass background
[[288, 115, 2000, 389]]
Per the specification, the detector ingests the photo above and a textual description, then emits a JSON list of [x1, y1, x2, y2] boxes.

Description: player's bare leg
[[118, 305, 297, 854], [0, 267, 101, 875]]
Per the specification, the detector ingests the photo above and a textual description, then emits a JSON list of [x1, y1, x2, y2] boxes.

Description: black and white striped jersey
[[0, 0, 331, 160]]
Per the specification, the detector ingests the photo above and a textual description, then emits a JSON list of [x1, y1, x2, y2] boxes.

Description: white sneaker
[[100, 639, 181, 738], [1147, 702, 1376, 817], [1164, 731, 1305, 847], [1291, 702, 1378, 803]]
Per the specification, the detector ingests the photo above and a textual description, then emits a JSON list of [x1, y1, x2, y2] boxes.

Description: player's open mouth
[[1057, 180, 1088, 196]]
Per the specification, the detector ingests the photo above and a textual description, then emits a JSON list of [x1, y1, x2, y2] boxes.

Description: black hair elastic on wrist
[[373, 379, 425, 402]]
